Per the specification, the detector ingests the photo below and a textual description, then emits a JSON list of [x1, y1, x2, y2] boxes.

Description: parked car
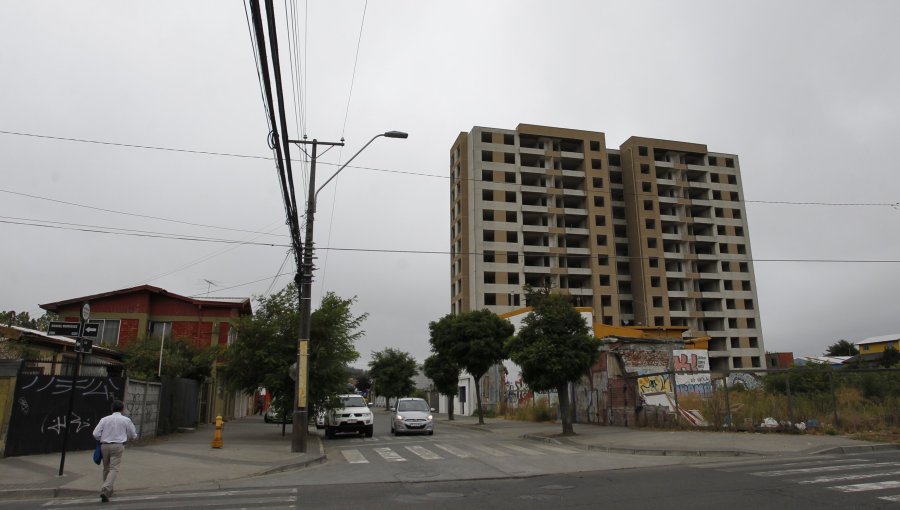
[[390, 397, 434, 435], [264, 406, 292, 424], [324, 394, 373, 438], [314, 407, 325, 429]]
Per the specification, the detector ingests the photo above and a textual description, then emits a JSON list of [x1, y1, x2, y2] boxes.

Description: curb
[[522, 434, 757, 457], [812, 443, 900, 455]]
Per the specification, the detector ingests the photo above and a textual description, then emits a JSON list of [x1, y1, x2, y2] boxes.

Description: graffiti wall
[[5, 375, 125, 457], [673, 350, 713, 395]]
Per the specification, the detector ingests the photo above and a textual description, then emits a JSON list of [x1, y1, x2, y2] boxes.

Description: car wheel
[[427, 430, 434, 436], [325, 426, 335, 439], [364, 425, 374, 438]]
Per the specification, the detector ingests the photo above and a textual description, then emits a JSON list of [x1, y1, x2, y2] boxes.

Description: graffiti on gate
[[6, 375, 125, 456], [505, 378, 533, 407], [673, 350, 713, 395], [727, 372, 762, 390], [638, 374, 672, 396]]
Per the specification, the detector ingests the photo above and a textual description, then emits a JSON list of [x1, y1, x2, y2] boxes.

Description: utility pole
[[287, 132, 406, 452], [288, 138, 343, 453]]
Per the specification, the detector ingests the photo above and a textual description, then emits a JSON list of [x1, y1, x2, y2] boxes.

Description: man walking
[[92, 400, 137, 503]]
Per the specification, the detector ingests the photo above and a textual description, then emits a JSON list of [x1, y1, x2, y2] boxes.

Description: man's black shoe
[[100, 494, 109, 503]]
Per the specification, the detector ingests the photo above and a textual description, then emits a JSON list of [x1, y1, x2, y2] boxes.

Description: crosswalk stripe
[[830, 480, 900, 493], [42, 488, 297, 506], [500, 443, 545, 456], [753, 462, 894, 477], [531, 443, 578, 454], [374, 447, 407, 462], [799, 469, 900, 485], [434, 443, 472, 458], [406, 445, 442, 460], [879, 495, 900, 502], [342, 449, 369, 464], [467, 443, 510, 457]]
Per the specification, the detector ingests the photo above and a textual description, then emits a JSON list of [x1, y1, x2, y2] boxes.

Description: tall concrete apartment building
[[450, 124, 765, 372]]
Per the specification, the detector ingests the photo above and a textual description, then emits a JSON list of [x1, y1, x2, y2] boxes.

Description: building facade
[[39, 285, 253, 422], [450, 124, 765, 373]]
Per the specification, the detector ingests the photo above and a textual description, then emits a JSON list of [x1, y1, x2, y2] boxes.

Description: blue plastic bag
[[92, 442, 102, 465]]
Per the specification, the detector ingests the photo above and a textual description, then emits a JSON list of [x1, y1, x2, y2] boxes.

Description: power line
[[2, 130, 897, 208], [0, 218, 289, 247], [340, 0, 367, 140], [0, 188, 288, 238], [3, 216, 899, 264]]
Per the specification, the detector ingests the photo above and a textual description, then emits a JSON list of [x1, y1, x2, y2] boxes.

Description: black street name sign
[[47, 321, 99, 339]]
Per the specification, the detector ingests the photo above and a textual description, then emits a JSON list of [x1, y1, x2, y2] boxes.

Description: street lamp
[[288, 130, 408, 452]]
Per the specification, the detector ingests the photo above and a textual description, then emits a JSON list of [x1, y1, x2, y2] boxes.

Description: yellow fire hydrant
[[211, 415, 224, 448]]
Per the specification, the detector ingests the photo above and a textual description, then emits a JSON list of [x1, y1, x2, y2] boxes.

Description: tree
[[423, 352, 460, 420], [881, 346, 900, 368], [122, 335, 219, 381], [1, 310, 57, 331], [368, 348, 416, 410], [221, 284, 364, 420], [429, 310, 513, 425], [309, 293, 366, 408], [506, 293, 598, 435], [825, 339, 858, 357]]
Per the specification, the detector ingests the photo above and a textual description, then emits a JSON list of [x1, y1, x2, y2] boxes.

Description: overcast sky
[[2, 1, 899, 368]]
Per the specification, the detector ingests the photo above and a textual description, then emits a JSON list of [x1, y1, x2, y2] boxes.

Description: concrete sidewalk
[[437, 412, 898, 457], [0, 414, 324, 501], [1, 411, 896, 501]]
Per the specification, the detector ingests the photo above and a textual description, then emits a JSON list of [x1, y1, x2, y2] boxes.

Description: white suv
[[324, 394, 374, 438]]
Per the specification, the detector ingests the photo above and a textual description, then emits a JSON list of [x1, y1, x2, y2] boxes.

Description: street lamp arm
[[314, 131, 408, 202]]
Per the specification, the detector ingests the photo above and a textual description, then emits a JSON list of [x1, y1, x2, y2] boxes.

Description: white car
[[390, 397, 434, 435], [324, 394, 374, 438]]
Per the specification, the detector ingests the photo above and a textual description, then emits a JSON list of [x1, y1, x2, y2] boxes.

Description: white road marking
[[406, 445, 443, 460], [434, 443, 472, 458], [753, 461, 893, 477], [799, 469, 900, 484], [531, 443, 579, 454], [500, 443, 545, 456], [42, 488, 297, 506], [879, 495, 900, 502], [374, 447, 407, 462], [830, 480, 900, 493], [467, 443, 510, 457], [342, 449, 369, 464]]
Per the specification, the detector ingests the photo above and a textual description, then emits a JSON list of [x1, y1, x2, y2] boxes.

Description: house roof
[[0, 324, 123, 360], [39, 284, 252, 314], [799, 355, 851, 365], [856, 334, 900, 346]]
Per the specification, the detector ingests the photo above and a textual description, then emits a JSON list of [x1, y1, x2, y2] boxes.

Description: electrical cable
[[0, 188, 288, 238], [3, 216, 899, 263], [1, 130, 897, 209]]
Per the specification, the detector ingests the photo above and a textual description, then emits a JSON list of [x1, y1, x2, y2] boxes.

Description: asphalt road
[[6, 450, 900, 509]]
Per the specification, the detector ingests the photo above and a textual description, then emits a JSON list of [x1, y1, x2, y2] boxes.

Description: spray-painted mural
[[673, 350, 713, 395], [727, 372, 762, 390]]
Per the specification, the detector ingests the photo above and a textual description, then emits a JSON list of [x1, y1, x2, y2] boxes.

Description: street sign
[[75, 337, 93, 354], [47, 321, 99, 339], [82, 323, 99, 339], [47, 321, 81, 337]]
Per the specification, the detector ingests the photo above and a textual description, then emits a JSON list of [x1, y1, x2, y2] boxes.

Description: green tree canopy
[[1, 310, 57, 331], [507, 293, 598, 435], [122, 335, 218, 381], [428, 310, 513, 424], [423, 352, 460, 420], [825, 339, 858, 357], [368, 348, 417, 410], [221, 284, 364, 418]]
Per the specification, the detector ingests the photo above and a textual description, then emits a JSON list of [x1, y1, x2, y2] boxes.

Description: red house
[[39, 285, 251, 350], [40, 285, 253, 422]]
